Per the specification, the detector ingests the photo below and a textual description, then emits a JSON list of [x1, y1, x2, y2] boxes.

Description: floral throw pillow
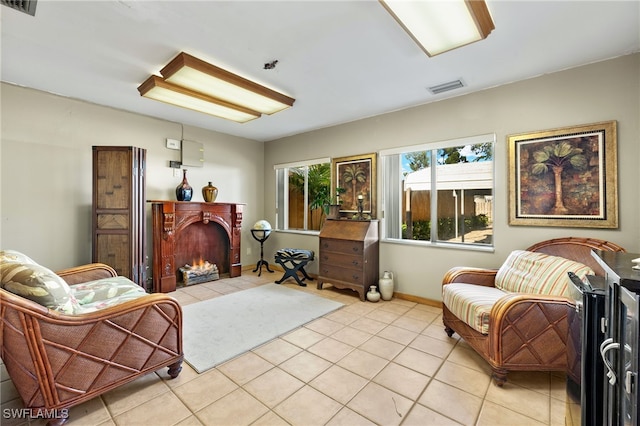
[[0, 255, 79, 315], [0, 249, 38, 265]]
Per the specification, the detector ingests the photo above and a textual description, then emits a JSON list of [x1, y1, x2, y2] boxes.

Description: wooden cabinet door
[[92, 146, 146, 286]]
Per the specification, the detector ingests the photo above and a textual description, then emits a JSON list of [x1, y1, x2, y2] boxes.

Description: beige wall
[[264, 53, 640, 301], [0, 83, 265, 277], [1, 54, 638, 301]]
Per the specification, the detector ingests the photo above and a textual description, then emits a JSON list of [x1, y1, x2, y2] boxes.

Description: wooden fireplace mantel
[[149, 201, 243, 293]]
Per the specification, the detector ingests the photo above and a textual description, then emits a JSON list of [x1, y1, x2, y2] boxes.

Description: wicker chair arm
[[3, 290, 180, 325], [55, 263, 118, 285], [1, 288, 183, 412], [489, 293, 572, 366], [67, 293, 182, 324], [442, 267, 498, 287], [491, 292, 572, 320]]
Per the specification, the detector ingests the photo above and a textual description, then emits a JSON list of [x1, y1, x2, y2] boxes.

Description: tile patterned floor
[[1, 270, 567, 425]]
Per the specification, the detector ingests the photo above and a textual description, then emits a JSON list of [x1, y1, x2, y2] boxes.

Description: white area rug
[[182, 283, 344, 373]]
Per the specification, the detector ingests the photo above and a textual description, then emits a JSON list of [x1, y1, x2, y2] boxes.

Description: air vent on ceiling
[[1, 0, 37, 16], [428, 79, 464, 95]]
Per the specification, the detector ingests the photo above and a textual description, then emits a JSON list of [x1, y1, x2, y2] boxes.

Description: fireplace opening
[[179, 258, 220, 285], [174, 221, 230, 286]]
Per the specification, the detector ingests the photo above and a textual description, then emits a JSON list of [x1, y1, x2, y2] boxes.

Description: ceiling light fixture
[[379, 0, 495, 57], [138, 52, 295, 123], [160, 53, 295, 115], [138, 76, 261, 123]]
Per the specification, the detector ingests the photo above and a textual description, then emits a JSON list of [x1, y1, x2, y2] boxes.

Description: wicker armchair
[[442, 237, 625, 386], [0, 262, 183, 425]]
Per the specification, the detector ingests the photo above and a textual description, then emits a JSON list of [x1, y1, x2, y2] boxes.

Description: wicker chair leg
[[491, 367, 508, 386], [444, 324, 455, 338], [167, 359, 183, 379]]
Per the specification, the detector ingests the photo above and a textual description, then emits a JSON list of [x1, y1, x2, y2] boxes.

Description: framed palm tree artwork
[[508, 121, 617, 228], [331, 153, 377, 218]]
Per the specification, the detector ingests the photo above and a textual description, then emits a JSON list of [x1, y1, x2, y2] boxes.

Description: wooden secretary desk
[[317, 219, 379, 301]]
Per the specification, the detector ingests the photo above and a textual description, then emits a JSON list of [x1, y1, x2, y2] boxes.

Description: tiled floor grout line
[[276, 303, 463, 426], [260, 292, 547, 423], [294, 290, 540, 425], [1, 272, 567, 426]]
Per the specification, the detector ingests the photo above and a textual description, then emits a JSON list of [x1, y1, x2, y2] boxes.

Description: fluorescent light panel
[[137, 52, 294, 123], [138, 76, 260, 123], [161, 52, 295, 115], [380, 0, 495, 57]]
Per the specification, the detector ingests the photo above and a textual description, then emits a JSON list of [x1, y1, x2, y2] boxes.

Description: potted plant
[[309, 186, 345, 219], [326, 187, 346, 219]]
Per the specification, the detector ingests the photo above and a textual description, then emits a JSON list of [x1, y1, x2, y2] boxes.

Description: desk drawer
[[320, 238, 363, 255], [319, 264, 365, 285], [320, 251, 364, 270]]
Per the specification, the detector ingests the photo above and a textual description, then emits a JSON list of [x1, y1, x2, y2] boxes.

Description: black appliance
[[566, 272, 607, 426], [616, 285, 639, 426], [594, 251, 640, 426]]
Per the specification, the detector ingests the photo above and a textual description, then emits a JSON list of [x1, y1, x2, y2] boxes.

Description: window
[[275, 158, 331, 232], [381, 134, 495, 247]]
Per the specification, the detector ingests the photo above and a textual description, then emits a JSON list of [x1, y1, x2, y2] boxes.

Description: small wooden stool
[[274, 249, 315, 287]]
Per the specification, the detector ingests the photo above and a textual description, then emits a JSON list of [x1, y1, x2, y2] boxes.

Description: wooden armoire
[[92, 146, 146, 286]]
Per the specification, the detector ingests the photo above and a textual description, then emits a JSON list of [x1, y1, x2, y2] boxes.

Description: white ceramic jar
[[367, 285, 381, 302], [378, 271, 394, 301]]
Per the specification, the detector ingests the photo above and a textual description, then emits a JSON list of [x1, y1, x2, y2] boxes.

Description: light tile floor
[[1, 269, 567, 425]]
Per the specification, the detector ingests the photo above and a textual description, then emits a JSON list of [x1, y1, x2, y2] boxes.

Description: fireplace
[[150, 201, 243, 293], [179, 258, 219, 285]]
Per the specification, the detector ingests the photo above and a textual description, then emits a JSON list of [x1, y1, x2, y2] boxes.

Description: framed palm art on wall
[[331, 153, 377, 218], [508, 121, 617, 228]]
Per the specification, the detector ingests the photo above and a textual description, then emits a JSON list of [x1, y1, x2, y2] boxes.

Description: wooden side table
[[251, 229, 274, 276]]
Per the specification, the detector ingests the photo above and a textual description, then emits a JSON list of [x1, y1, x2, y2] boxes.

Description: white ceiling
[[2, 1, 639, 142]]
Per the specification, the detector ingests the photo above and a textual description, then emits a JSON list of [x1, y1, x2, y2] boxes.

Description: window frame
[[380, 133, 496, 251], [274, 157, 331, 234]]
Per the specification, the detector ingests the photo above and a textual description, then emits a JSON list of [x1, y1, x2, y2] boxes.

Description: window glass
[[382, 135, 494, 247], [275, 160, 330, 231]]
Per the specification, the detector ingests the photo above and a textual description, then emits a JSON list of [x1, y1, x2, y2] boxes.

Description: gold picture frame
[[508, 121, 618, 228], [332, 153, 377, 218]]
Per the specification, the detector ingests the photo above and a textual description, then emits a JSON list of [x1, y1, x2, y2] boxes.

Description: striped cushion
[[275, 248, 314, 260], [443, 283, 508, 334], [495, 250, 593, 297]]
